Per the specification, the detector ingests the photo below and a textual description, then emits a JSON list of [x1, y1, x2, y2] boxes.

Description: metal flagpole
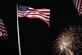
[[16, 4, 22, 55]]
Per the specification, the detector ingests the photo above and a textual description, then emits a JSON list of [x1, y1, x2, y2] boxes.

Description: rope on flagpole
[[17, 4, 22, 55]]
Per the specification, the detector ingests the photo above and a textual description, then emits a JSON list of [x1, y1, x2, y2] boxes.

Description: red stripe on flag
[[18, 7, 50, 27]]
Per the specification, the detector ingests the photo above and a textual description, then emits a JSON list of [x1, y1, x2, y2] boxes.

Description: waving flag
[[18, 5, 50, 27], [17, 5, 50, 55], [0, 18, 8, 36], [72, 0, 82, 15]]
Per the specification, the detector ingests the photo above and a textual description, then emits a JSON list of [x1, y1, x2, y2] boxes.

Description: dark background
[[0, 0, 82, 55], [0, 0, 19, 55], [52, 0, 82, 55]]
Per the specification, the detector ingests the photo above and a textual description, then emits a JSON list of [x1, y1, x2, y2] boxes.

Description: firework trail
[[53, 26, 82, 55]]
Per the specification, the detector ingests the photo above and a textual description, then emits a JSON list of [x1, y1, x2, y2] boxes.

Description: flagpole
[[17, 4, 22, 55]]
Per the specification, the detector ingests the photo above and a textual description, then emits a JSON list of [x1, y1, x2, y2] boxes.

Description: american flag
[[18, 5, 50, 27], [72, 0, 82, 15], [0, 18, 8, 36]]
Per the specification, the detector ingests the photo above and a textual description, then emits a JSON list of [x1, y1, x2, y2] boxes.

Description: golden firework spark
[[53, 26, 82, 55]]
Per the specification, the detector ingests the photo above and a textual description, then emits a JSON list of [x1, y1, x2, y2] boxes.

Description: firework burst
[[53, 26, 82, 55]]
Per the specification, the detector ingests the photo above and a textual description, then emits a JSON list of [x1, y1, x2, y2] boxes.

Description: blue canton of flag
[[18, 5, 29, 11]]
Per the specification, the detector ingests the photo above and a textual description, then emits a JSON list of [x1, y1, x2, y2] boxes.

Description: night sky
[[0, 0, 82, 55]]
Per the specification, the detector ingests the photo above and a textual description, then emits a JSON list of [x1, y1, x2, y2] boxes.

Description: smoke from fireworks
[[53, 26, 82, 55]]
